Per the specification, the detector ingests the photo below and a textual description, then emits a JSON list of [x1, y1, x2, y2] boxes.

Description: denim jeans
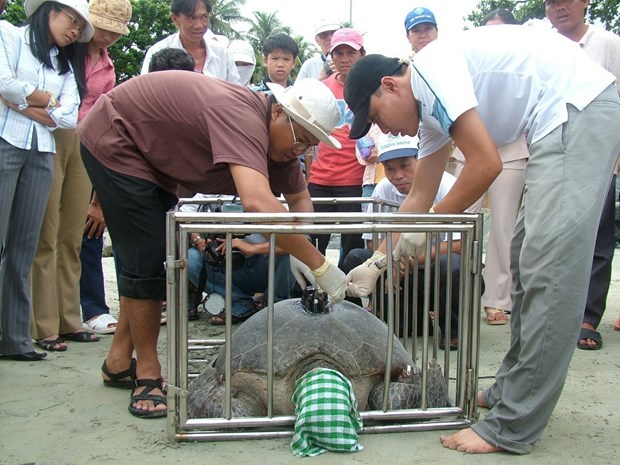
[[187, 247, 294, 318]]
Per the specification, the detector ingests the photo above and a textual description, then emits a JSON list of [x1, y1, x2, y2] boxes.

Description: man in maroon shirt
[[79, 71, 346, 418]]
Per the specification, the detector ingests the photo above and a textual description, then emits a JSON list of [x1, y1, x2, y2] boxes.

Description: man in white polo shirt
[[343, 25, 620, 454]]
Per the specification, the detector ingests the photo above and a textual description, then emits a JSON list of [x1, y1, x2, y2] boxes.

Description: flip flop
[[36, 337, 67, 352], [60, 331, 100, 343], [484, 307, 509, 325], [577, 327, 603, 350]]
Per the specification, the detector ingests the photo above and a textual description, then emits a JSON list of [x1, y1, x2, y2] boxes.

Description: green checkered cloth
[[290, 367, 363, 457]]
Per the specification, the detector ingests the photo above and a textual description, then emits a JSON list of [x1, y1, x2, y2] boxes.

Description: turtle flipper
[[367, 360, 448, 410]]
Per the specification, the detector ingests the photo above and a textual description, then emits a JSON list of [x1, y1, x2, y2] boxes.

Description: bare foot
[[440, 428, 503, 454], [484, 307, 509, 325], [614, 315, 620, 331], [477, 391, 488, 408]]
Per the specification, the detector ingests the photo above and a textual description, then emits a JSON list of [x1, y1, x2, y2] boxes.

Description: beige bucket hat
[[88, 0, 132, 35]]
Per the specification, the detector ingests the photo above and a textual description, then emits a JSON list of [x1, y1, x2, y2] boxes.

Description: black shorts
[[81, 145, 178, 299]]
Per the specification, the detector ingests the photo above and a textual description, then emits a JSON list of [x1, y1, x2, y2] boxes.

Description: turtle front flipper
[[368, 360, 448, 410], [188, 366, 267, 418]]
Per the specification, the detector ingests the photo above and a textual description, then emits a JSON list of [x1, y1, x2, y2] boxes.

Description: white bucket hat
[[267, 79, 342, 149], [24, 0, 94, 42]]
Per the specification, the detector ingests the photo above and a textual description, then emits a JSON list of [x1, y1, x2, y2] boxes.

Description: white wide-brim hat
[[25, 0, 94, 42], [267, 79, 341, 149]]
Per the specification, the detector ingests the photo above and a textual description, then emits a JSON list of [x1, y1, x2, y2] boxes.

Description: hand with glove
[[393, 207, 434, 260], [310, 259, 347, 304], [345, 250, 388, 298], [290, 255, 317, 290], [393, 232, 427, 260]]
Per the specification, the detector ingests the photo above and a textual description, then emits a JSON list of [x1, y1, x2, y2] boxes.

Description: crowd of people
[[1, 0, 619, 456]]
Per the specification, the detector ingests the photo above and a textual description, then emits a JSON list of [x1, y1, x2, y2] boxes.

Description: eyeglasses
[[60, 8, 84, 35], [287, 115, 310, 151]]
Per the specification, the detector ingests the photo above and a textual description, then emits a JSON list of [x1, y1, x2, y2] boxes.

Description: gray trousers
[[0, 136, 53, 355], [474, 85, 620, 454]]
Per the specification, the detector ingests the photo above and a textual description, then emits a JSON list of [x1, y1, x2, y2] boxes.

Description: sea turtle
[[188, 296, 448, 418]]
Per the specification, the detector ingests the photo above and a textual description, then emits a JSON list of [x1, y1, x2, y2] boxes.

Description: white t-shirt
[[580, 25, 620, 93], [362, 172, 460, 242], [296, 54, 325, 81], [411, 25, 615, 158], [141, 32, 241, 84]]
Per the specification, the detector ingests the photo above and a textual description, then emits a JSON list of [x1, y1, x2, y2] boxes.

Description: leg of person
[[206, 263, 255, 321], [246, 254, 295, 306], [307, 183, 334, 255], [80, 233, 117, 333], [82, 145, 176, 417], [446, 88, 620, 454], [30, 135, 65, 347], [434, 253, 461, 351], [0, 138, 53, 357], [578, 175, 616, 350], [341, 248, 372, 274], [53, 130, 94, 339], [481, 163, 525, 323], [335, 185, 365, 270], [271, 255, 295, 302], [452, 153, 486, 212]]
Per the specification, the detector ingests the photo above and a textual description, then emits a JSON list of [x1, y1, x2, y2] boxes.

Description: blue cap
[[404, 7, 437, 32]]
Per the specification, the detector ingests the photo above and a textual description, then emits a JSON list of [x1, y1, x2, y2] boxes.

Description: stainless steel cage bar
[[166, 197, 483, 442]]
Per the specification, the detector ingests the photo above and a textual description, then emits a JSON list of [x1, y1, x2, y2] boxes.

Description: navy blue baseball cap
[[404, 7, 437, 32]]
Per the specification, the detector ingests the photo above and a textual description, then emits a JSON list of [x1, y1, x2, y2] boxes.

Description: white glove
[[393, 232, 427, 260], [310, 259, 346, 304], [345, 250, 387, 298], [289, 255, 317, 289], [393, 207, 434, 259]]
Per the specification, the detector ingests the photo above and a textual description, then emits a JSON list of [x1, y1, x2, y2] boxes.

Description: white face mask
[[236, 65, 255, 87]]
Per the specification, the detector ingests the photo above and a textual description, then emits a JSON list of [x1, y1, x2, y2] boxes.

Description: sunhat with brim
[[267, 80, 342, 149], [25, 0, 94, 42], [88, 0, 132, 36]]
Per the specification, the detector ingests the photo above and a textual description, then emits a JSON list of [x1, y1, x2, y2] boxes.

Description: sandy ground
[[1, 248, 620, 465]]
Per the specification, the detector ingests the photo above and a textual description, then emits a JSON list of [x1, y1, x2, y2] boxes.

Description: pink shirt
[[78, 48, 115, 121]]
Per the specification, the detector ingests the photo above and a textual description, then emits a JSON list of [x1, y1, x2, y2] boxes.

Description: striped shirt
[[0, 23, 80, 152]]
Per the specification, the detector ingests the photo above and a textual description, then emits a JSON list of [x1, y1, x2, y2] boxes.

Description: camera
[[202, 233, 246, 270]]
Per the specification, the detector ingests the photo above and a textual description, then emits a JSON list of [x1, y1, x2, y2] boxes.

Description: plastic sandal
[[128, 379, 167, 418], [102, 358, 137, 389], [82, 313, 117, 335]]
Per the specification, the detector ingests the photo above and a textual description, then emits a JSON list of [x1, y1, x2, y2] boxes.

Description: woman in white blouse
[[0, 0, 93, 361]]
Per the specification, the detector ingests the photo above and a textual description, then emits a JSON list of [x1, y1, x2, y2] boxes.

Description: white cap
[[25, 0, 94, 42], [314, 17, 343, 35], [267, 79, 342, 149], [377, 134, 420, 162], [228, 39, 256, 65]]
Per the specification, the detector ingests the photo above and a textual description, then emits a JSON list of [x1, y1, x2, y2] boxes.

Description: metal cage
[[165, 197, 483, 442]]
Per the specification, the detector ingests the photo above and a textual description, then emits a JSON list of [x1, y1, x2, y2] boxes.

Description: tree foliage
[[210, 0, 248, 38], [467, 0, 619, 33]]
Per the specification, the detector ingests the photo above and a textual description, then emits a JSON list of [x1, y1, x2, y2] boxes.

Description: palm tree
[[246, 10, 292, 52], [210, 0, 249, 38], [292, 35, 318, 81]]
